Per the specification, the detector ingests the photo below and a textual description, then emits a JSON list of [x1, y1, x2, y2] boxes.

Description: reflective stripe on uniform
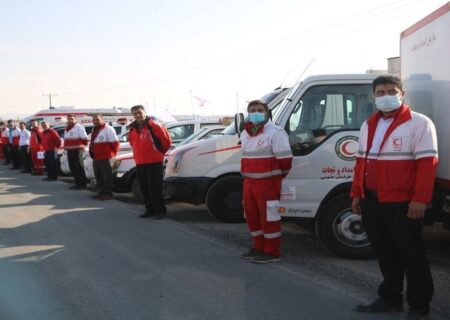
[[415, 150, 438, 157], [358, 150, 437, 158], [264, 232, 281, 239], [242, 169, 282, 178], [242, 149, 273, 158], [250, 230, 263, 237], [274, 150, 292, 158]]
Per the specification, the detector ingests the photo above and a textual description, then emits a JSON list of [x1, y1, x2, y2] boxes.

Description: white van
[[163, 77, 376, 258], [112, 124, 226, 201], [59, 124, 128, 177], [163, 88, 290, 213]]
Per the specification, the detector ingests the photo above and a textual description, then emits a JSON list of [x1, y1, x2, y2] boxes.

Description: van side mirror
[[235, 113, 245, 136]]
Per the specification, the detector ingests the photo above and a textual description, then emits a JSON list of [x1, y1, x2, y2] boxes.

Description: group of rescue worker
[[0, 75, 438, 320], [0, 107, 173, 218], [1, 119, 58, 177]]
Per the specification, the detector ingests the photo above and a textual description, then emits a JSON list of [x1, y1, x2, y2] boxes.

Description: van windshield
[[285, 83, 374, 155]]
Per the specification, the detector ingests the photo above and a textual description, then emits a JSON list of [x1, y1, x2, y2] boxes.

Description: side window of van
[[168, 124, 195, 143], [285, 84, 373, 156]]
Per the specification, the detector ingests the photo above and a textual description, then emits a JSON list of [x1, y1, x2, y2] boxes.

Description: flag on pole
[[193, 95, 209, 107]]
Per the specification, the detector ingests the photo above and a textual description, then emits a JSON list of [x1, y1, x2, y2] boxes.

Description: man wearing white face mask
[[350, 75, 438, 320], [240, 100, 292, 264]]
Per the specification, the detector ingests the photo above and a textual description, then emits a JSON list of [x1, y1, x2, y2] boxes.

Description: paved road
[[0, 166, 447, 320]]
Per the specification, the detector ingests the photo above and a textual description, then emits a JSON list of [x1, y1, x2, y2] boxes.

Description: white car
[[59, 124, 128, 177], [61, 120, 226, 181], [112, 125, 226, 202]]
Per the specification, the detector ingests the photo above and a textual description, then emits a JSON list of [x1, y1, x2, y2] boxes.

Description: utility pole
[[42, 93, 57, 108], [189, 89, 196, 119]]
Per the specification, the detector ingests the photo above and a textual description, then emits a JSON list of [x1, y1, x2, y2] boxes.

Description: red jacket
[[0, 127, 9, 144], [240, 120, 292, 180], [128, 118, 172, 165], [90, 124, 119, 160], [30, 128, 44, 151], [42, 128, 62, 151], [9, 127, 20, 146], [350, 105, 438, 203], [64, 123, 88, 150]]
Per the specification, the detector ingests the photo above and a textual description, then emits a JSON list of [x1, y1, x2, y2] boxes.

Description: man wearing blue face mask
[[351, 75, 438, 320], [240, 100, 292, 264]]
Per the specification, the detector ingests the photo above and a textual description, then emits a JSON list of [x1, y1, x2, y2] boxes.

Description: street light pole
[[42, 93, 58, 108]]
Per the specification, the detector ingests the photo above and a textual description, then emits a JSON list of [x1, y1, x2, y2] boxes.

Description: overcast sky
[[0, 0, 446, 118]]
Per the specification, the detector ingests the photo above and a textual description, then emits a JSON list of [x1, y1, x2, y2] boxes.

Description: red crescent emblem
[[341, 141, 354, 156]]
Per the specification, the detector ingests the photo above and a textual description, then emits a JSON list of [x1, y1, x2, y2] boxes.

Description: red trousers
[[243, 177, 282, 257], [31, 149, 45, 175]]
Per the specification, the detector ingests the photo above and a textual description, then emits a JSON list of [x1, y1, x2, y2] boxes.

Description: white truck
[[163, 3, 450, 259], [400, 2, 450, 232]]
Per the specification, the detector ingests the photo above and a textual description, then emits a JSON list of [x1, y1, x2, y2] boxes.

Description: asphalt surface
[[0, 166, 449, 320]]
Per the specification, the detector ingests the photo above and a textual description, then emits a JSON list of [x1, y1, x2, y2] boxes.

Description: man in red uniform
[[89, 114, 119, 200], [351, 75, 438, 320], [0, 121, 8, 164], [240, 100, 292, 264], [128, 105, 172, 219], [41, 121, 62, 181], [64, 114, 89, 189], [29, 120, 45, 175], [7, 120, 21, 169]]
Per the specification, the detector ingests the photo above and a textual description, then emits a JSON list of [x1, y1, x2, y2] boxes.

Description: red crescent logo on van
[[335, 136, 358, 161]]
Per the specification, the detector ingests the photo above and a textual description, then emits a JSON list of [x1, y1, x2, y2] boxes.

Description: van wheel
[[206, 176, 244, 223], [131, 178, 144, 204], [315, 194, 372, 259]]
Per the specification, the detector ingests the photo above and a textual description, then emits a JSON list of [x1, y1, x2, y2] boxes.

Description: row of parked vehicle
[[58, 119, 227, 200]]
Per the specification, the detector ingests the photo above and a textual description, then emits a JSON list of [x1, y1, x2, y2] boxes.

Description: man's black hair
[[247, 100, 269, 111], [372, 74, 403, 93]]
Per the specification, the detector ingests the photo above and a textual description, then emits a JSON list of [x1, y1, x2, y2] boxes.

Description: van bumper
[[163, 176, 213, 204]]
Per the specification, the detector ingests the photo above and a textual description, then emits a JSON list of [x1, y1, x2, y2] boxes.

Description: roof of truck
[[302, 74, 378, 83]]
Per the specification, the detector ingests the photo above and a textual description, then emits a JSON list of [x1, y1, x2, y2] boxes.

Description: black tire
[[315, 193, 373, 259], [131, 177, 144, 204], [205, 176, 244, 223]]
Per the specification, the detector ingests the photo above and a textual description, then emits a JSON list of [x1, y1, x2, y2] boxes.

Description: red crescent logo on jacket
[[392, 137, 402, 151]]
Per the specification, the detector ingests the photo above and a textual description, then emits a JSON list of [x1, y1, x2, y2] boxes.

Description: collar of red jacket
[[66, 123, 76, 131], [244, 120, 269, 136], [94, 123, 106, 130], [129, 117, 152, 130], [366, 104, 412, 155]]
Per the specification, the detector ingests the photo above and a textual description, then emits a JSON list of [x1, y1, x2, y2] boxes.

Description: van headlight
[[172, 147, 195, 173]]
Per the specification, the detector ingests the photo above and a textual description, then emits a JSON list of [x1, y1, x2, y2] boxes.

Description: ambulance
[[163, 3, 450, 259], [23, 106, 134, 128]]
